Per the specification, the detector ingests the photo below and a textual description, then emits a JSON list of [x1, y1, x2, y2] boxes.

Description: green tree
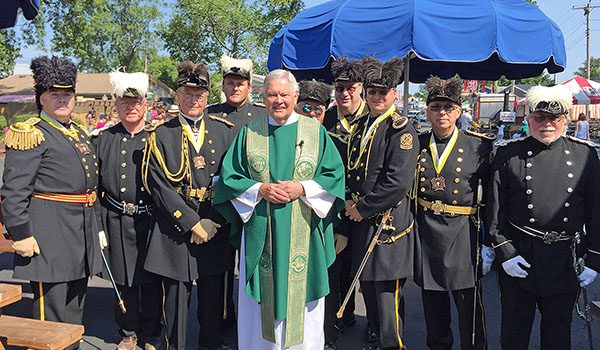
[[497, 73, 552, 87], [0, 29, 20, 78], [412, 85, 428, 100], [574, 57, 600, 81], [161, 0, 304, 71], [43, 0, 163, 72]]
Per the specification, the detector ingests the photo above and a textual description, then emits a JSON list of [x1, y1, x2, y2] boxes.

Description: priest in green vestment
[[214, 69, 345, 349]]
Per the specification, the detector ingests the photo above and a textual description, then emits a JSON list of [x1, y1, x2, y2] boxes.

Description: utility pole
[[572, 1, 599, 117]]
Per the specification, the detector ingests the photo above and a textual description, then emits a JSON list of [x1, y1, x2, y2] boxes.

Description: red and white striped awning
[[562, 76, 600, 105], [571, 104, 600, 120]]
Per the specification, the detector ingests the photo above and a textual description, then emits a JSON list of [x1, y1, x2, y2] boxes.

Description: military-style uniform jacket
[[207, 101, 265, 138], [92, 123, 155, 287], [143, 114, 235, 282], [488, 136, 600, 296], [1, 115, 103, 283], [323, 101, 370, 163], [345, 107, 419, 281], [414, 129, 493, 291]]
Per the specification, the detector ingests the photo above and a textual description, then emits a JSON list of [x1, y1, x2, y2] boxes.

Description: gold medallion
[[193, 155, 206, 169], [76, 143, 92, 155], [430, 175, 446, 191]]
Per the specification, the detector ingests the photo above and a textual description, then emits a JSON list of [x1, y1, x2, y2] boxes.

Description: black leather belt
[[105, 193, 153, 216], [507, 218, 573, 244]]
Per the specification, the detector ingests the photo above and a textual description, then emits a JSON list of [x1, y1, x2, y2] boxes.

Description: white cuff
[[232, 183, 263, 223], [299, 180, 335, 219]]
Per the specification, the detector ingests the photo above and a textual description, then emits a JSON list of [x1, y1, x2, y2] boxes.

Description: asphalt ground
[[1, 135, 600, 349]]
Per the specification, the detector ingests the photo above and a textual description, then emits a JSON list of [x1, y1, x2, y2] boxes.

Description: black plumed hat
[[30, 56, 77, 110], [331, 56, 364, 83], [425, 76, 463, 105], [362, 57, 403, 89], [176, 61, 210, 89], [298, 80, 331, 106]]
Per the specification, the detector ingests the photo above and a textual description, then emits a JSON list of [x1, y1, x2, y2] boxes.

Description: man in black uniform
[[142, 61, 234, 350], [488, 85, 600, 349], [345, 57, 419, 350], [1, 56, 103, 350], [93, 72, 162, 350], [207, 54, 265, 137], [322, 57, 373, 350], [414, 76, 494, 350], [295, 80, 331, 123], [207, 55, 265, 330]]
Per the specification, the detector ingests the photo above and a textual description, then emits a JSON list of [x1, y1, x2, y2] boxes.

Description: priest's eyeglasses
[[428, 104, 459, 112], [300, 103, 324, 115]]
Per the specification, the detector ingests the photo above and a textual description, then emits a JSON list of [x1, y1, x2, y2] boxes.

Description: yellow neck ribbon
[[179, 114, 205, 153], [40, 111, 79, 141], [429, 127, 459, 174]]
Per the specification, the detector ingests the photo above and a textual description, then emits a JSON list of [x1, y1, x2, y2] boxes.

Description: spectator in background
[[96, 114, 107, 129], [86, 114, 96, 133], [459, 107, 473, 130], [575, 112, 589, 141]]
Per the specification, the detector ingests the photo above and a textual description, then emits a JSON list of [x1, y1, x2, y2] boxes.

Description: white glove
[[190, 219, 221, 245], [12, 236, 40, 258], [481, 245, 495, 275], [98, 231, 108, 250], [334, 233, 348, 254], [578, 266, 598, 287], [501, 255, 530, 278]]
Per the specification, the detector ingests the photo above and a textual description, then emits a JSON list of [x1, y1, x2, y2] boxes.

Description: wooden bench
[[591, 301, 600, 319], [0, 315, 84, 350], [0, 283, 84, 350]]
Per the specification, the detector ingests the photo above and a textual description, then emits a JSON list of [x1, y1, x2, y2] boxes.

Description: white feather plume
[[220, 55, 253, 83], [526, 85, 572, 114], [109, 71, 149, 98]]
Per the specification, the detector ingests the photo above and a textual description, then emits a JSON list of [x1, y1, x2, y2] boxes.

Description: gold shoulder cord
[[142, 130, 192, 194], [5, 117, 45, 150]]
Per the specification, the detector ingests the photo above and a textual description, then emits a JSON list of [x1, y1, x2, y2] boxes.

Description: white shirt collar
[[268, 111, 298, 126]]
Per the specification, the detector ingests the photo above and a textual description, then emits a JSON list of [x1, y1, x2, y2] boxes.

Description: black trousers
[[162, 278, 192, 350], [421, 284, 487, 350], [116, 281, 162, 347], [31, 278, 88, 350], [361, 279, 407, 350], [196, 272, 226, 349], [324, 247, 355, 343], [498, 273, 578, 350]]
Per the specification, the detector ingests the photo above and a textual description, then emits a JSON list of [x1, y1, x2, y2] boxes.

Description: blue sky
[[11, 0, 600, 91]]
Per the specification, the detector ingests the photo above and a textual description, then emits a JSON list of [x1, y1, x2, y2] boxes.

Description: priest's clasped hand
[[190, 219, 221, 245], [259, 181, 305, 204]]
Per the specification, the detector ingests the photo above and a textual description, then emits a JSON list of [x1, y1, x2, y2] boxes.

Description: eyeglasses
[[300, 103, 324, 115], [531, 114, 564, 123], [366, 89, 390, 96], [181, 92, 208, 102], [335, 85, 358, 94], [428, 104, 458, 112], [117, 100, 144, 108]]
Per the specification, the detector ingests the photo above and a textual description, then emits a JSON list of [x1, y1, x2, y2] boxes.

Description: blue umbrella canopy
[[1, 0, 40, 29], [268, 0, 566, 83]]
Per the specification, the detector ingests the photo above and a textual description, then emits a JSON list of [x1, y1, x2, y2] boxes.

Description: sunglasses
[[531, 114, 564, 123], [367, 89, 390, 96], [428, 104, 458, 112], [300, 103, 324, 115], [335, 85, 358, 94]]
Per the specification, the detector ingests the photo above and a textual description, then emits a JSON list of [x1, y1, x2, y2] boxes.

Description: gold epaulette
[[464, 129, 495, 140], [209, 115, 235, 127], [4, 117, 45, 150], [144, 120, 165, 132], [567, 135, 599, 148], [391, 112, 408, 129]]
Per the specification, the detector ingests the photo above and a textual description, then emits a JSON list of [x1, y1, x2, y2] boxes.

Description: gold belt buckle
[[87, 191, 97, 206], [430, 200, 445, 215]]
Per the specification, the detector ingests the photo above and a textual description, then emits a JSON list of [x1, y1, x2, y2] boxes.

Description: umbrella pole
[[403, 56, 410, 117]]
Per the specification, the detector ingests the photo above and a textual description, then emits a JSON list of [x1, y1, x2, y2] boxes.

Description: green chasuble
[[214, 114, 345, 321]]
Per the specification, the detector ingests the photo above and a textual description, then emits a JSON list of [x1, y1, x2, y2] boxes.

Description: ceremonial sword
[[573, 232, 593, 350], [100, 247, 127, 313], [337, 209, 394, 318]]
